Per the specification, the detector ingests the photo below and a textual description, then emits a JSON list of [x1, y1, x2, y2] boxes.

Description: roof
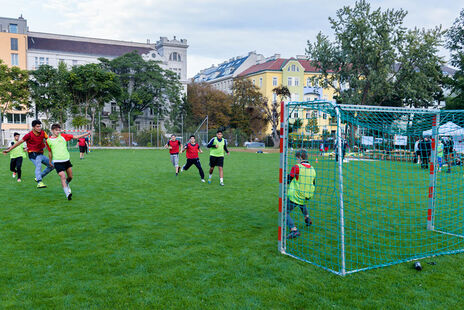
[[28, 36, 153, 57], [238, 58, 321, 77], [193, 55, 249, 82]]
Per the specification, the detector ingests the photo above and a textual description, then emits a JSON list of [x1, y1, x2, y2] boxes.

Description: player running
[[9, 132, 27, 182], [164, 134, 183, 176], [180, 135, 205, 182], [286, 149, 316, 239], [207, 130, 229, 186], [47, 124, 90, 200], [78, 136, 89, 159], [3, 120, 53, 188]]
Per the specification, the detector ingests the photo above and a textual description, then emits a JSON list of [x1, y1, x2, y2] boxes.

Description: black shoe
[[287, 230, 300, 239], [305, 217, 312, 226], [67, 193, 72, 201]]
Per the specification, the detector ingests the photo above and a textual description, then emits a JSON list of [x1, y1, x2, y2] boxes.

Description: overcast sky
[[1, 0, 462, 77]]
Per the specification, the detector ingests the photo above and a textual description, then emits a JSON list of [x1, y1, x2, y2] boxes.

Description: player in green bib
[[47, 124, 90, 200], [207, 130, 229, 186], [286, 150, 316, 239], [9, 132, 27, 182]]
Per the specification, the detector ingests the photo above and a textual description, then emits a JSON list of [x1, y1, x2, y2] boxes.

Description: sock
[[66, 177, 72, 184], [209, 174, 212, 179], [63, 186, 70, 197], [220, 178, 223, 183]]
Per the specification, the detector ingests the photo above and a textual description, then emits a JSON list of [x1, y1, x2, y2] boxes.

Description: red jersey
[[22, 130, 49, 153], [168, 140, 181, 154], [78, 138, 86, 146], [184, 143, 200, 159]]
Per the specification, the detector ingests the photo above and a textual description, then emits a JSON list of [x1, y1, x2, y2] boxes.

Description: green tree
[[445, 9, 464, 109], [306, 116, 320, 136], [99, 52, 182, 129], [231, 78, 267, 139], [306, 0, 445, 108], [0, 60, 29, 144], [267, 86, 290, 147], [68, 63, 120, 133], [29, 62, 73, 125]]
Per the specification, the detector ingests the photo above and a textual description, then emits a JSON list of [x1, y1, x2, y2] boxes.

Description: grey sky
[[1, 0, 461, 77]]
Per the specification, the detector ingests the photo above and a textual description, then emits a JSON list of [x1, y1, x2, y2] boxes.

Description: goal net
[[278, 101, 464, 275], [62, 129, 92, 152]]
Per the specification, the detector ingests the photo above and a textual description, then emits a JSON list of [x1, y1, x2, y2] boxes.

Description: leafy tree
[[445, 9, 464, 109], [68, 63, 120, 132], [306, 116, 320, 136], [231, 78, 267, 139], [29, 62, 72, 124], [187, 82, 231, 129], [0, 60, 29, 143], [306, 0, 445, 108], [99, 52, 182, 129]]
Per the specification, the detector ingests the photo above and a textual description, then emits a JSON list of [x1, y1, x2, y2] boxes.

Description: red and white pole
[[427, 113, 440, 231], [278, 100, 286, 252]]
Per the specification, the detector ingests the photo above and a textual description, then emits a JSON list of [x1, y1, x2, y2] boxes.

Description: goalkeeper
[[286, 149, 316, 239]]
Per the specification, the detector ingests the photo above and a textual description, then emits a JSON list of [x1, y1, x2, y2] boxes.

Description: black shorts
[[54, 160, 73, 174], [79, 145, 87, 153], [209, 156, 224, 167]]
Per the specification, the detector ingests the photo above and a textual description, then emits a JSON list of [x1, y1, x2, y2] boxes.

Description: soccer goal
[[278, 101, 464, 275], [62, 129, 92, 152]]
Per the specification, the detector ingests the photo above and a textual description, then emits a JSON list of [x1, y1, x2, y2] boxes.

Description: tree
[[0, 60, 29, 144], [187, 82, 231, 129], [68, 63, 120, 133], [231, 78, 267, 139], [266, 86, 291, 147], [445, 9, 464, 109], [306, 116, 320, 136], [306, 0, 445, 108], [29, 62, 73, 125], [99, 52, 182, 130]]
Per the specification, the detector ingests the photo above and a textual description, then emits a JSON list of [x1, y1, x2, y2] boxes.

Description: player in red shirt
[[77, 137, 89, 159], [3, 120, 53, 188], [164, 134, 183, 176], [179, 135, 205, 182]]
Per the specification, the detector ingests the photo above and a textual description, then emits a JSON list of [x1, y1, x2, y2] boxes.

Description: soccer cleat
[[12, 172, 16, 178], [220, 182, 224, 186], [201, 179, 205, 183], [67, 193, 72, 201], [305, 217, 312, 226], [37, 181, 47, 188], [208, 179, 212, 184], [34, 178, 37, 182], [17, 179, 21, 183], [287, 230, 301, 239]]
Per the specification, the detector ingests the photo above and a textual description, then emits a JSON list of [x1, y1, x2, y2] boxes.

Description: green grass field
[[2, 149, 464, 309]]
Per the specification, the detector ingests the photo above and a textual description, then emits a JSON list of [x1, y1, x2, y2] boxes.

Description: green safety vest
[[47, 135, 70, 162], [210, 137, 226, 157], [288, 163, 316, 205], [10, 144, 26, 159], [438, 143, 444, 158]]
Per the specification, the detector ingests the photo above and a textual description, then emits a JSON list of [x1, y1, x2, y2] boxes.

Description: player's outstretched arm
[[74, 132, 91, 140], [2, 139, 25, 154]]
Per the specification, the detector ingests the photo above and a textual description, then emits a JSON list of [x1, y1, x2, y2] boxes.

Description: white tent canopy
[[422, 121, 464, 136]]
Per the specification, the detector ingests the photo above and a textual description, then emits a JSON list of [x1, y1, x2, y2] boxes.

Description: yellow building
[[238, 56, 338, 138], [0, 16, 29, 144]]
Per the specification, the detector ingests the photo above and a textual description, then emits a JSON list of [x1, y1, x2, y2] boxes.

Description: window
[[46, 58, 49, 65], [252, 79, 255, 85], [11, 53, 19, 66], [6, 113, 26, 124], [287, 77, 292, 86], [287, 66, 290, 71], [306, 112, 311, 119], [59, 59, 65, 64], [169, 52, 181, 62], [293, 112, 299, 118], [272, 77, 278, 86], [323, 113, 327, 120], [259, 77, 263, 87], [292, 93, 299, 101], [10, 38, 18, 51], [312, 111, 317, 118], [296, 66, 299, 72], [273, 93, 277, 102], [294, 77, 299, 87], [34, 57, 38, 68], [39, 57, 45, 65], [306, 77, 311, 87], [9, 24, 18, 33], [291, 64, 296, 71]]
